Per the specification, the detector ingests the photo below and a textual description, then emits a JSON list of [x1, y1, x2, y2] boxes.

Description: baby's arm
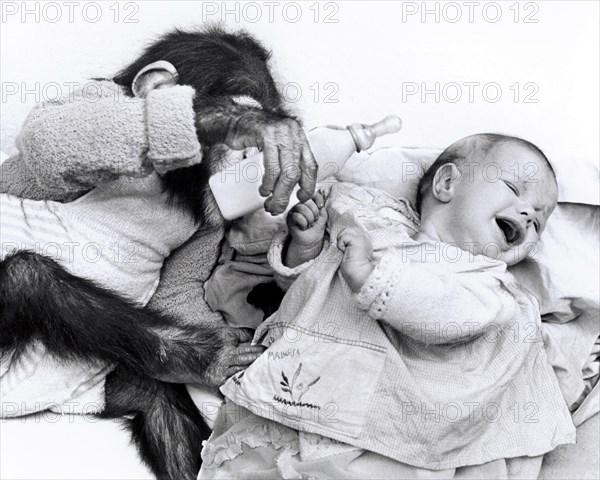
[[336, 229, 519, 344], [284, 191, 328, 268], [355, 249, 518, 344], [14, 80, 201, 194]]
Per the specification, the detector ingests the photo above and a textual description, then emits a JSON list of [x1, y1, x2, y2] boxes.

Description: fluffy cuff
[[146, 86, 202, 174]]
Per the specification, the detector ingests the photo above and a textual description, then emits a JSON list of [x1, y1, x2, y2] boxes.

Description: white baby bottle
[[209, 115, 402, 220]]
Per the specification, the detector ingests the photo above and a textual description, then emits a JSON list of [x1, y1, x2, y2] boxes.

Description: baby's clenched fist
[[337, 227, 375, 292], [287, 190, 328, 247], [283, 191, 329, 268]]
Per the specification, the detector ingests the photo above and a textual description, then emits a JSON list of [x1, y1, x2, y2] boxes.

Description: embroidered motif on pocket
[[221, 324, 387, 439]]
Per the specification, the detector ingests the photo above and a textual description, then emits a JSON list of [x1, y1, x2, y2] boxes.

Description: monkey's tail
[[1, 251, 215, 478], [128, 384, 209, 479], [103, 366, 211, 480]]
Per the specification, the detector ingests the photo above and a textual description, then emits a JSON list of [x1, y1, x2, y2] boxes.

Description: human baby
[[201, 134, 576, 479]]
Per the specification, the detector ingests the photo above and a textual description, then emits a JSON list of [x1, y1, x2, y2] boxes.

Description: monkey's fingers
[[229, 327, 254, 344], [229, 344, 266, 367], [265, 150, 300, 215], [271, 148, 299, 213], [260, 138, 281, 199], [263, 119, 311, 215], [224, 366, 246, 379], [297, 138, 318, 203], [259, 119, 296, 200], [236, 343, 266, 354]]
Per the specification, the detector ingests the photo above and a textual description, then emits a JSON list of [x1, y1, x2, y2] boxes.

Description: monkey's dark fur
[[0, 250, 217, 478], [0, 26, 290, 479], [114, 25, 290, 225]]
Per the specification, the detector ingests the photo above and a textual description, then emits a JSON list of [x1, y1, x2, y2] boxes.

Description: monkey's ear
[[132, 60, 179, 98]]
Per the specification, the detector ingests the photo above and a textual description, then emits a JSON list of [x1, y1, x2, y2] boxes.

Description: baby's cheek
[[524, 228, 541, 253]]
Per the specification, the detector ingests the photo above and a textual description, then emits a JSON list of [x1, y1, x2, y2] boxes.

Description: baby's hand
[[286, 191, 328, 247], [337, 227, 375, 292]]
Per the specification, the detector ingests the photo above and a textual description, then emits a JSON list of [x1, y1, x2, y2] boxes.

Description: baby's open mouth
[[496, 217, 524, 245]]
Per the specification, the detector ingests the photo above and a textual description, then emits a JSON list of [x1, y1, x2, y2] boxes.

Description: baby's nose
[[518, 202, 536, 224]]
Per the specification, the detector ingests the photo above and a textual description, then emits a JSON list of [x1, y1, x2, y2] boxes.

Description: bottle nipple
[[347, 115, 403, 152]]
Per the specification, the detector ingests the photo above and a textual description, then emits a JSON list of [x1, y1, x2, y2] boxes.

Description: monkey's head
[[113, 25, 284, 113], [112, 26, 289, 226]]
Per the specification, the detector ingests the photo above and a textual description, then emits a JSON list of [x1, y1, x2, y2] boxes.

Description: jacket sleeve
[[16, 80, 202, 193], [355, 249, 519, 344]]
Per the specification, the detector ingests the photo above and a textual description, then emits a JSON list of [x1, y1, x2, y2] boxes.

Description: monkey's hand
[[337, 227, 376, 293], [225, 112, 317, 215], [202, 327, 266, 387], [195, 100, 318, 216], [151, 324, 264, 387]]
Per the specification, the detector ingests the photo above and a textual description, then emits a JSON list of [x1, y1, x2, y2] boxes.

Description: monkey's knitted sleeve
[[146, 224, 227, 327], [2, 80, 201, 196]]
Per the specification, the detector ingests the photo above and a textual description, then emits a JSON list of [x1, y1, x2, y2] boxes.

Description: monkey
[[0, 26, 317, 479]]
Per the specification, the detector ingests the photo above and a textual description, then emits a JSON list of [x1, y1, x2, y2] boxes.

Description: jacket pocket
[[221, 323, 387, 440]]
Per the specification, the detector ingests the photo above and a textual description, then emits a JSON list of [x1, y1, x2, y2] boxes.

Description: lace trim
[[355, 251, 402, 319], [201, 416, 300, 469]]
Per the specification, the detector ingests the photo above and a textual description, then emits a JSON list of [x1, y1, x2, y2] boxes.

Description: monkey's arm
[[10, 80, 201, 194], [146, 224, 226, 328], [146, 224, 264, 386]]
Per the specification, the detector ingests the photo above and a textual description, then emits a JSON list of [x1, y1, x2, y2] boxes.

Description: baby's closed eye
[[504, 181, 519, 195]]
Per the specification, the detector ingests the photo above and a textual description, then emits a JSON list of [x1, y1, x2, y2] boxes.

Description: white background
[[1, 0, 599, 167]]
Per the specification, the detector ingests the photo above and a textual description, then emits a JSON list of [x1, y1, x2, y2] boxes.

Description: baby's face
[[440, 142, 558, 265]]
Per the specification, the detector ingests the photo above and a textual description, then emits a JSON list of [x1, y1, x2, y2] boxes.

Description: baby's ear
[[432, 163, 461, 203], [132, 60, 179, 98]]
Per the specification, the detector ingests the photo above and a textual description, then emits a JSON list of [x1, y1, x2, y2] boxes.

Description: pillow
[[337, 146, 600, 206], [511, 202, 599, 412], [336, 147, 440, 204]]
